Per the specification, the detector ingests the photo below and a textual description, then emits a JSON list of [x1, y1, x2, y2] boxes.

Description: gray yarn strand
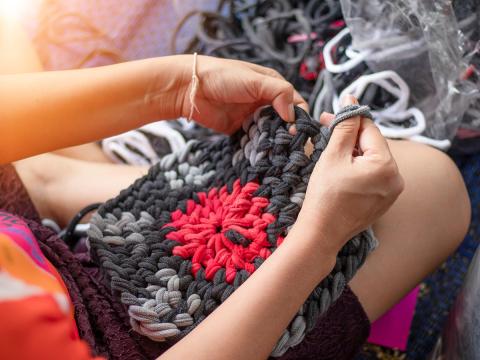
[[328, 104, 373, 135]]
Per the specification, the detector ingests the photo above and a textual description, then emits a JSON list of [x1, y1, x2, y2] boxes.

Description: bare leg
[[53, 143, 112, 163], [350, 140, 470, 321], [14, 153, 148, 226]]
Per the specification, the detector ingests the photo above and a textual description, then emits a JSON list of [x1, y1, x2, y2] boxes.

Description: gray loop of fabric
[[329, 104, 373, 135]]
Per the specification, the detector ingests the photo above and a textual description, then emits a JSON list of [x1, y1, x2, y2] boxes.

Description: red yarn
[[164, 179, 282, 283]]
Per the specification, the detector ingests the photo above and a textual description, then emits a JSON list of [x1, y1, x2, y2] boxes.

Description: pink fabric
[[456, 127, 480, 139], [0, 211, 51, 273], [23, 0, 217, 70], [368, 286, 420, 350]]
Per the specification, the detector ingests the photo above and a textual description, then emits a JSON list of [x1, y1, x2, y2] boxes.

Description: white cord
[[327, 70, 450, 148], [101, 121, 187, 166], [323, 28, 373, 73], [141, 122, 187, 151], [188, 52, 199, 121], [334, 70, 410, 114]]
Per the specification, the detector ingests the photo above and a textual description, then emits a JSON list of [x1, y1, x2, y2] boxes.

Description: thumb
[[325, 95, 361, 157]]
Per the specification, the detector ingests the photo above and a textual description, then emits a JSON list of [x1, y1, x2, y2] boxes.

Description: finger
[[325, 95, 361, 157], [244, 62, 286, 80], [246, 63, 309, 113], [257, 75, 296, 122], [294, 92, 309, 113], [357, 118, 391, 158], [319, 112, 335, 126], [289, 124, 297, 135]]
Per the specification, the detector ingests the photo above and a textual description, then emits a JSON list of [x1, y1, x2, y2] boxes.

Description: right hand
[[293, 95, 404, 256]]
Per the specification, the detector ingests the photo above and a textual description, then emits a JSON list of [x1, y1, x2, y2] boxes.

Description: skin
[[2, 17, 472, 360]]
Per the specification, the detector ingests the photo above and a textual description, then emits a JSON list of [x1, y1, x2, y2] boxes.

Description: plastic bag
[[339, 0, 475, 141], [430, 248, 480, 359]]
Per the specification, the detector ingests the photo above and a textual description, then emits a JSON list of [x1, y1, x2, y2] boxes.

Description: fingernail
[[298, 103, 310, 113], [289, 124, 297, 135], [289, 104, 295, 122], [340, 94, 357, 107]]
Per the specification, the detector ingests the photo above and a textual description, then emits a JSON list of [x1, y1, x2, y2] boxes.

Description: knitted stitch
[[88, 105, 377, 357]]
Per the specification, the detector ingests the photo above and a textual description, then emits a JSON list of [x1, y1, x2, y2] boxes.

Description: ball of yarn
[[88, 105, 377, 357]]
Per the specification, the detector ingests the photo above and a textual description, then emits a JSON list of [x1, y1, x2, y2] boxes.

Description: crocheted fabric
[[88, 105, 377, 357]]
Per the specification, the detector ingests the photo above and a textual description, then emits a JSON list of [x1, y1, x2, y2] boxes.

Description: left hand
[[177, 55, 308, 134]]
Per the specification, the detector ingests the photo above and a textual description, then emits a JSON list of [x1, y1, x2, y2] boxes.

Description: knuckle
[[393, 174, 405, 196], [376, 159, 403, 197], [278, 82, 294, 100], [369, 152, 395, 175], [266, 68, 283, 79], [282, 82, 294, 93], [247, 77, 262, 99], [334, 119, 358, 134], [378, 160, 397, 179]]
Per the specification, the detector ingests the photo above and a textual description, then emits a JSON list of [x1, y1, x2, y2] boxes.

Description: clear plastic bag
[[430, 248, 480, 359], [339, 0, 476, 141]]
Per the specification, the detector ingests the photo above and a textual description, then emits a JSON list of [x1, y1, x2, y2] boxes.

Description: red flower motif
[[164, 179, 282, 283]]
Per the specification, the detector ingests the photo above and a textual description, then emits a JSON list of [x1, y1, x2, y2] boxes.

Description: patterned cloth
[[0, 211, 102, 360], [88, 105, 376, 357]]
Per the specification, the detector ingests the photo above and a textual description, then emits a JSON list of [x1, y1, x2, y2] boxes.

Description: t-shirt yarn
[[88, 105, 377, 357]]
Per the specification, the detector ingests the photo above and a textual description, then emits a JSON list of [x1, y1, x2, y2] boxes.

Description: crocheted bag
[[88, 105, 377, 357]]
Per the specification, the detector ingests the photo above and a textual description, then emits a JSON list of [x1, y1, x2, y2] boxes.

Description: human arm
[[158, 96, 404, 360], [0, 55, 306, 163]]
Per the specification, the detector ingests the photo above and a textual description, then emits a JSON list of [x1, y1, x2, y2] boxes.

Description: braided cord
[[330, 104, 373, 131]]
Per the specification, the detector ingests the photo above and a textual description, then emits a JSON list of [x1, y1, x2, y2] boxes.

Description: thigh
[[349, 140, 471, 321], [53, 143, 112, 163], [14, 153, 148, 226]]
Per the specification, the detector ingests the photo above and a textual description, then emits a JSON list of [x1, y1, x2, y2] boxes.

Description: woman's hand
[[1, 54, 305, 162], [175, 55, 308, 133], [292, 95, 404, 256]]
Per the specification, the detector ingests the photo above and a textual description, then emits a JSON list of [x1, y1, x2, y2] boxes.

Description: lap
[[14, 136, 470, 324], [350, 139, 470, 321]]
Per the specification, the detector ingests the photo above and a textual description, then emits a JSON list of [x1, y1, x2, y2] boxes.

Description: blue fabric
[[405, 153, 480, 359]]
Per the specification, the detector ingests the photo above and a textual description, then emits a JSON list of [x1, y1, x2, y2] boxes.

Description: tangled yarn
[[88, 105, 377, 357], [172, 0, 344, 99]]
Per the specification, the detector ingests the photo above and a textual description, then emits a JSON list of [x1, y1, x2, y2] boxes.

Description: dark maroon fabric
[[0, 164, 40, 221], [275, 287, 370, 360], [0, 163, 371, 360], [26, 217, 167, 360]]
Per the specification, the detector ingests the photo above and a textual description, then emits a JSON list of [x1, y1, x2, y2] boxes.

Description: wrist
[[281, 226, 337, 277], [142, 55, 192, 121], [288, 211, 347, 260]]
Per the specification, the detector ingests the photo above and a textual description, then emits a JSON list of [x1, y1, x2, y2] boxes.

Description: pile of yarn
[[172, 0, 475, 150], [172, 0, 344, 99]]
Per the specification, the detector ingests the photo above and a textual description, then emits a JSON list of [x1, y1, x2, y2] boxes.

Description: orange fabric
[[0, 295, 103, 360], [0, 213, 104, 360], [0, 233, 65, 294]]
